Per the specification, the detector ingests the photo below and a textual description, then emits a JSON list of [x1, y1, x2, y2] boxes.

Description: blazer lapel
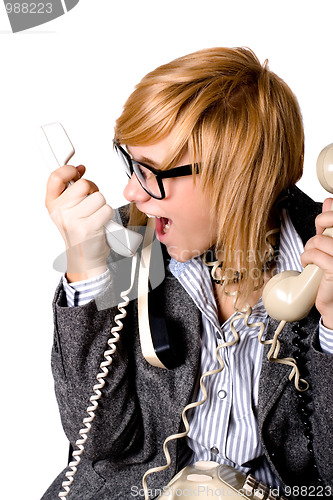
[[257, 319, 295, 431]]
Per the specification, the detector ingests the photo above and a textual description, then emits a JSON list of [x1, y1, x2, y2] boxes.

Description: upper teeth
[[146, 214, 160, 218]]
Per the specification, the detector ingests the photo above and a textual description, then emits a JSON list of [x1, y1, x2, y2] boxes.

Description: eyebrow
[[126, 147, 161, 169]]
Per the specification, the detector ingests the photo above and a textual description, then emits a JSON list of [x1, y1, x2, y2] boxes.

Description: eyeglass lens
[[132, 162, 161, 198], [116, 147, 162, 198]]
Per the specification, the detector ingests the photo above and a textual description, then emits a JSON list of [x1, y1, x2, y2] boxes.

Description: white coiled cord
[[58, 253, 138, 498]]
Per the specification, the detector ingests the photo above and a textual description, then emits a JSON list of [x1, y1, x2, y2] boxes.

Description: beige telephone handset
[[262, 144, 333, 322]]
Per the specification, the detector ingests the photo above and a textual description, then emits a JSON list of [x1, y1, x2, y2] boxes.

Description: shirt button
[[210, 446, 219, 455], [217, 389, 227, 399]]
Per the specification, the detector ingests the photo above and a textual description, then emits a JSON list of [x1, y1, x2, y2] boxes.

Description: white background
[[1, 1, 333, 498]]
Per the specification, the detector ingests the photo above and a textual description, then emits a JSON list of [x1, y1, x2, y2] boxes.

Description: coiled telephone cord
[[227, 286, 308, 392], [58, 253, 138, 498]]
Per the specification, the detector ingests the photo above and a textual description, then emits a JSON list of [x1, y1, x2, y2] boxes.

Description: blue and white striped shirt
[[63, 209, 333, 487]]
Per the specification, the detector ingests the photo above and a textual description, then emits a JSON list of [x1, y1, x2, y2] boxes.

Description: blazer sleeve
[[50, 254, 143, 462]]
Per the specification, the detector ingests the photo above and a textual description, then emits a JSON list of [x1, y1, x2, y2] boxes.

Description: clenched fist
[[45, 164, 113, 282]]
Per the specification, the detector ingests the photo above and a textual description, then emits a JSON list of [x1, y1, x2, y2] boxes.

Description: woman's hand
[[45, 164, 113, 282], [301, 198, 333, 329]]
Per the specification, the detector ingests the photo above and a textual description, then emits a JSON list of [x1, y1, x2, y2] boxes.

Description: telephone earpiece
[[317, 143, 333, 193], [262, 144, 333, 322]]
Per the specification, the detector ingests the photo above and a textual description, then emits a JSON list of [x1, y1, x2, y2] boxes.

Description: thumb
[[76, 164, 86, 178]]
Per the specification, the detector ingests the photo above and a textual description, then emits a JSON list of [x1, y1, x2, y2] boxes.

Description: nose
[[123, 174, 152, 203]]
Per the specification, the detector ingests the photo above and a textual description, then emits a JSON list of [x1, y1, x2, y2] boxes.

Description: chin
[[166, 245, 204, 263]]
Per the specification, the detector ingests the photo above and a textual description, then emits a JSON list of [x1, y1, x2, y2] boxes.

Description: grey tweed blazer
[[42, 186, 333, 499]]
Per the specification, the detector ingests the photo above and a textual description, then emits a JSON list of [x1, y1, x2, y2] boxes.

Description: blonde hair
[[114, 47, 304, 302]]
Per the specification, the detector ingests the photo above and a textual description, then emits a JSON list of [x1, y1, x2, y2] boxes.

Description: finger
[[64, 178, 99, 198], [303, 233, 333, 256], [301, 233, 333, 269], [323, 197, 333, 213], [46, 165, 85, 203], [301, 247, 333, 274], [76, 164, 86, 178], [65, 177, 99, 202], [87, 203, 114, 230], [74, 191, 108, 218], [315, 211, 333, 235]]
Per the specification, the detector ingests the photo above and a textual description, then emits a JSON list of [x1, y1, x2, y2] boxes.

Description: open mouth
[[154, 216, 172, 237], [143, 212, 173, 238]]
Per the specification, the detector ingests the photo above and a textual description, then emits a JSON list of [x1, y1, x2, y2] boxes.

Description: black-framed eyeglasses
[[114, 141, 199, 200]]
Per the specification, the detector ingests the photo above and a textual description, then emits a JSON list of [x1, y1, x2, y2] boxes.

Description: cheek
[[177, 201, 211, 234], [167, 179, 214, 238], [179, 211, 214, 250]]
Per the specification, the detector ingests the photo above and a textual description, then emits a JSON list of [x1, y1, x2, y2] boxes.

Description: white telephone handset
[[40, 122, 175, 369], [262, 144, 333, 322], [39, 122, 143, 257]]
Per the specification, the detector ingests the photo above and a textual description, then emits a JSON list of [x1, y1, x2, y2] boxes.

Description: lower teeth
[[162, 223, 170, 234]]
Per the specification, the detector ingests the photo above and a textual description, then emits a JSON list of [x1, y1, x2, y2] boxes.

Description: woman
[[43, 47, 333, 499]]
